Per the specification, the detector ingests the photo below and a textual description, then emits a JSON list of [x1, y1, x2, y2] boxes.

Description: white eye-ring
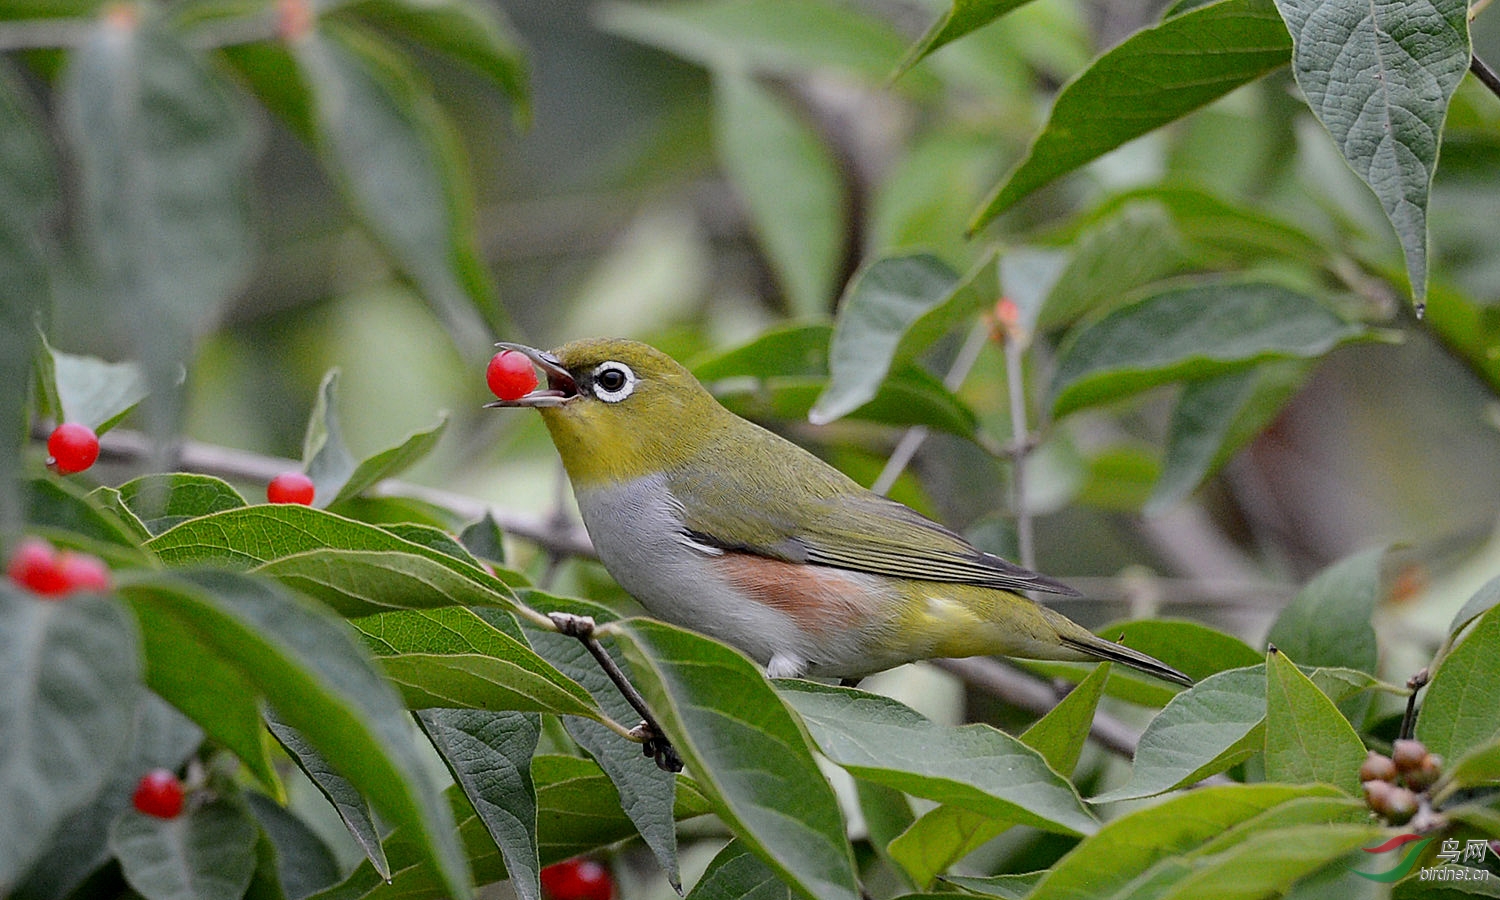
[[590, 361, 636, 402]]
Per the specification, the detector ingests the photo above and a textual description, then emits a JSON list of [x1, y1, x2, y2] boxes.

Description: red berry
[[132, 769, 185, 819], [267, 472, 316, 505], [541, 858, 613, 900], [56, 552, 112, 593], [7, 539, 69, 596], [47, 423, 100, 475], [487, 350, 539, 401]]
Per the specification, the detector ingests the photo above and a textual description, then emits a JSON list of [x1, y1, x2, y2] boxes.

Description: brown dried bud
[[1364, 779, 1418, 825], [1404, 754, 1443, 792]]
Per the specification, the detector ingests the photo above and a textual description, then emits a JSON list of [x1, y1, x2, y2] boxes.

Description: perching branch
[[1472, 53, 1500, 102]]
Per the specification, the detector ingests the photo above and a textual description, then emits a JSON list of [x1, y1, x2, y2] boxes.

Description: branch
[[1472, 53, 1500, 102]]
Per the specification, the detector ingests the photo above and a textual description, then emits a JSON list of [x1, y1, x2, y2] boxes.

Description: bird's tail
[[1043, 610, 1194, 687]]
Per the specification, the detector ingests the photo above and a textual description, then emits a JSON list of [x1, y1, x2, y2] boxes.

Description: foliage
[[4, 0, 1500, 899]]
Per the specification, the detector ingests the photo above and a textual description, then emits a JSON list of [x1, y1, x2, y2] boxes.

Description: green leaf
[[118, 571, 470, 900], [25, 476, 145, 555], [894, 0, 1038, 78], [36, 336, 150, 434], [1093, 666, 1266, 802], [1448, 574, 1500, 636], [254, 548, 508, 618], [600, 0, 920, 87], [811, 251, 998, 425], [147, 505, 518, 607], [942, 871, 1046, 898], [1437, 740, 1500, 799], [1038, 201, 1195, 330], [1265, 547, 1384, 674], [1272, 0, 1469, 308], [972, 0, 1292, 228], [520, 596, 683, 889], [116, 473, 248, 536], [611, 619, 861, 900], [1263, 649, 1366, 795], [128, 591, 280, 793], [686, 839, 791, 900], [353, 606, 602, 718], [303, 369, 355, 508], [693, 322, 833, 382], [889, 805, 1010, 890], [417, 710, 541, 900], [1154, 823, 1383, 900], [13, 694, 202, 900], [1418, 605, 1500, 763], [1021, 660, 1111, 775], [110, 800, 258, 900], [291, 23, 501, 356], [1027, 784, 1343, 900], [779, 680, 1097, 836], [460, 512, 507, 567], [62, 13, 252, 439], [336, 0, 529, 122], [714, 70, 844, 318], [265, 714, 389, 883], [0, 588, 141, 894], [1049, 280, 1370, 419], [531, 754, 712, 865], [245, 792, 343, 900], [1147, 362, 1310, 514]]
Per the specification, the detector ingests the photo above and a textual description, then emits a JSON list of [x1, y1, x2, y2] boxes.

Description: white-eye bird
[[488, 338, 1192, 687]]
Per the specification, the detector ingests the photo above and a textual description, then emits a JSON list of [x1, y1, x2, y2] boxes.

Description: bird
[[487, 338, 1192, 688]]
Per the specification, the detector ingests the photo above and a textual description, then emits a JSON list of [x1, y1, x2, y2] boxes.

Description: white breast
[[574, 474, 827, 676]]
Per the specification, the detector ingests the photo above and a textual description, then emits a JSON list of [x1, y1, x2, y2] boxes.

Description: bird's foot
[[629, 720, 683, 773]]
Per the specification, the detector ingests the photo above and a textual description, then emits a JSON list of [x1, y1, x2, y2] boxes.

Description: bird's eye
[[590, 362, 635, 402]]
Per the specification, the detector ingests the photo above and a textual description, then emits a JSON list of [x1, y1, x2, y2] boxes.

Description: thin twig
[[552, 614, 683, 772], [1002, 325, 1034, 571], [1471, 53, 1500, 102]]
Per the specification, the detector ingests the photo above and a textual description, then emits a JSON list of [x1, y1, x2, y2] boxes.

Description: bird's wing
[[671, 466, 1079, 596]]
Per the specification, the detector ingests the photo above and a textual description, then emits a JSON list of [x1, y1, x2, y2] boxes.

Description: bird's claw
[[630, 720, 683, 773]]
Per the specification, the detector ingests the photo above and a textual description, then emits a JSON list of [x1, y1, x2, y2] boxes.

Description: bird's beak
[[483, 342, 580, 408]]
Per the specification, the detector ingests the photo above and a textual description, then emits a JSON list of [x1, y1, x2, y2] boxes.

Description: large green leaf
[[972, 0, 1292, 229], [611, 619, 860, 900], [1265, 547, 1384, 674], [1027, 784, 1344, 900], [110, 800, 258, 900], [25, 476, 147, 556], [714, 70, 845, 319], [1093, 666, 1266, 802], [1038, 201, 1195, 330], [147, 504, 520, 607], [0, 587, 141, 893], [532, 754, 710, 866], [1154, 823, 1383, 900], [1263, 649, 1365, 795], [1273, 0, 1468, 309], [889, 804, 1010, 891], [1050, 280, 1371, 418], [291, 23, 501, 355], [245, 792, 343, 900], [1447, 573, 1500, 636], [353, 606, 602, 718], [254, 548, 508, 618], [417, 710, 541, 900], [811, 251, 998, 425], [118, 571, 470, 900], [1417, 605, 1500, 763], [779, 680, 1096, 836], [61, 12, 252, 439]]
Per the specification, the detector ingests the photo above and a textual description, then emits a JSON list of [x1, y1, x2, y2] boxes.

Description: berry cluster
[[1361, 739, 1443, 825], [6, 538, 111, 598], [540, 859, 613, 900]]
